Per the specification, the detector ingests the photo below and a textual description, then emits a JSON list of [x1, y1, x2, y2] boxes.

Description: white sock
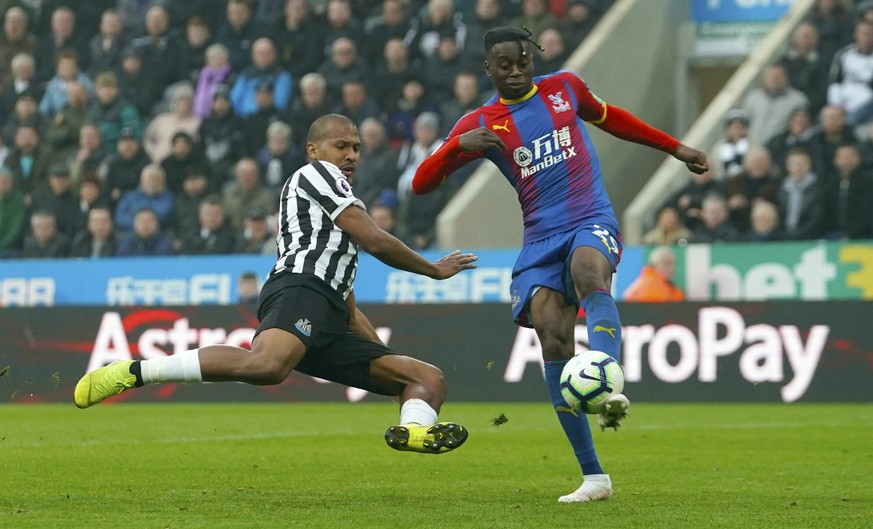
[[399, 398, 438, 426], [140, 349, 203, 384]]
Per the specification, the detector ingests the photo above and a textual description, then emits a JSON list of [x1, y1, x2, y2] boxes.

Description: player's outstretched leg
[[74, 360, 140, 408], [384, 421, 468, 454]]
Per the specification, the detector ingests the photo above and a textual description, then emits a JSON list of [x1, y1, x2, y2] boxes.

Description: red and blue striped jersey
[[446, 70, 618, 243]]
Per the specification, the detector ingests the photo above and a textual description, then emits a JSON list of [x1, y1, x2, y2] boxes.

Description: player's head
[[306, 113, 361, 182], [483, 26, 543, 100]]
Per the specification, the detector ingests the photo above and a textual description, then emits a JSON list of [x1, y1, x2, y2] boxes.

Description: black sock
[[129, 360, 144, 387]]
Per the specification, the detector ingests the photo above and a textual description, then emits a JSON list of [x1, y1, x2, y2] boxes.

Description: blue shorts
[[510, 223, 623, 328]]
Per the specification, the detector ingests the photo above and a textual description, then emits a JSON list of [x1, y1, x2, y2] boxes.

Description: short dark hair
[[484, 26, 544, 55], [307, 113, 356, 143]]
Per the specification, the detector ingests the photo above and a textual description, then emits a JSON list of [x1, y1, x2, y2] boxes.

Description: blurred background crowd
[[1, 0, 869, 262]]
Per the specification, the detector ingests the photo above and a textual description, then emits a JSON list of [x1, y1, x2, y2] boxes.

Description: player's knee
[[247, 353, 293, 385], [572, 268, 605, 297], [415, 363, 446, 398]]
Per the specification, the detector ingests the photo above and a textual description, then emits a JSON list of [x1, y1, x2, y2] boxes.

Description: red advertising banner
[[0, 302, 870, 404]]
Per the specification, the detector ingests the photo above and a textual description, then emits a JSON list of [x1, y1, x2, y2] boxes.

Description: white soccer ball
[[560, 350, 625, 414]]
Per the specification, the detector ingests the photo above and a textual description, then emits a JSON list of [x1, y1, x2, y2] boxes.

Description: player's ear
[[484, 59, 491, 77], [306, 141, 318, 161]]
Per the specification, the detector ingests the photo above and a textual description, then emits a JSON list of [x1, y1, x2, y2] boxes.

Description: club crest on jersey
[[513, 146, 533, 167], [548, 91, 571, 113], [335, 177, 353, 197], [295, 318, 312, 337]]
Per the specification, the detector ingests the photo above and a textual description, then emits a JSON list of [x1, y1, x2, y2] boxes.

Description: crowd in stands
[[0, 0, 614, 259], [650, 0, 873, 246]]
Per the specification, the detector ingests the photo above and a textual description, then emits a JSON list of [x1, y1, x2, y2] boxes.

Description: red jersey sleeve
[[561, 71, 680, 155], [412, 112, 486, 195]]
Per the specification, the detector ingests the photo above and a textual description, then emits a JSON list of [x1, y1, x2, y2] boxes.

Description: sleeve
[[562, 71, 680, 155], [412, 112, 486, 195], [296, 162, 365, 220]]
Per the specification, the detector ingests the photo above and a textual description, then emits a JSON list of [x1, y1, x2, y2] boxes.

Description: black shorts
[[256, 272, 397, 395]]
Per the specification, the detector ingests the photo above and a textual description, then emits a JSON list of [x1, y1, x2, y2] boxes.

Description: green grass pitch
[[1, 402, 870, 529]]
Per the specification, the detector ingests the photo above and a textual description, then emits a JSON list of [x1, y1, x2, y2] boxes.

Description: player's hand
[[674, 144, 709, 174], [459, 127, 507, 152], [431, 250, 478, 280]]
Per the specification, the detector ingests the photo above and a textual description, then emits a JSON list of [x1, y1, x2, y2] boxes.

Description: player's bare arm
[[345, 291, 384, 345], [673, 144, 709, 174], [335, 204, 478, 279]]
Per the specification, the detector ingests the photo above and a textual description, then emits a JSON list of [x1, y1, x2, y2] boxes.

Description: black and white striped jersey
[[271, 160, 365, 300]]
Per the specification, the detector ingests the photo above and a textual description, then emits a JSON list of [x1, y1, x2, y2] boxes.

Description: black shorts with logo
[[255, 272, 397, 395]]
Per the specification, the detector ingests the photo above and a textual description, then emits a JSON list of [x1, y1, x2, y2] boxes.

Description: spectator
[[70, 205, 118, 258], [2, 89, 46, 147], [143, 83, 201, 163], [234, 206, 274, 255], [826, 19, 873, 125], [87, 71, 142, 149], [461, 0, 507, 72], [767, 107, 822, 175], [776, 148, 824, 240], [256, 121, 304, 196], [22, 209, 70, 258], [87, 9, 125, 78], [622, 246, 683, 302], [236, 271, 260, 303], [129, 5, 183, 90], [384, 76, 438, 142], [368, 201, 398, 237], [406, 0, 467, 62], [747, 200, 784, 242], [823, 142, 873, 239], [199, 84, 242, 185], [711, 108, 751, 181], [323, 0, 365, 56], [0, 52, 40, 115], [512, 0, 558, 41], [353, 118, 400, 207], [193, 44, 233, 119], [230, 37, 292, 118], [75, 174, 108, 229], [372, 37, 418, 113], [287, 73, 330, 153], [117, 47, 161, 118], [0, 7, 37, 90], [102, 127, 151, 204], [806, 0, 853, 67], [30, 163, 80, 237], [641, 205, 692, 246], [670, 168, 720, 231], [38, 49, 94, 117], [215, 0, 261, 70], [173, 170, 213, 239], [269, 0, 326, 80], [5, 125, 49, 197], [114, 164, 175, 232], [42, 81, 88, 163], [395, 112, 445, 249], [742, 63, 809, 144], [222, 157, 275, 231], [178, 16, 213, 83], [35, 6, 87, 83], [161, 131, 209, 194], [239, 80, 284, 156], [780, 21, 829, 116], [561, 0, 599, 50], [536, 28, 569, 75], [690, 192, 740, 243], [723, 145, 782, 233], [69, 123, 107, 185], [335, 80, 380, 126], [363, 0, 411, 67], [115, 207, 176, 257], [439, 71, 484, 136], [317, 37, 370, 101], [810, 104, 856, 183], [177, 194, 236, 255], [0, 166, 27, 257], [425, 32, 464, 104]]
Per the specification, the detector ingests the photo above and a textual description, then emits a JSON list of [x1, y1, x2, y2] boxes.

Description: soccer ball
[[559, 350, 625, 414]]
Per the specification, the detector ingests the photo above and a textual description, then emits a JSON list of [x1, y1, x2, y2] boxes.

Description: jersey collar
[[499, 84, 538, 105]]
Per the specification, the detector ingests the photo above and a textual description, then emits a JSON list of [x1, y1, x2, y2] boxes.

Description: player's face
[[307, 123, 361, 182], [485, 41, 534, 100]]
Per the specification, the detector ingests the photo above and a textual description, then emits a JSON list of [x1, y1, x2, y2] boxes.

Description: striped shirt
[[272, 160, 365, 300]]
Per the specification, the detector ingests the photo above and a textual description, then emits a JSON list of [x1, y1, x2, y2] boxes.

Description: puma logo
[[492, 120, 510, 133], [555, 405, 578, 417], [593, 325, 616, 338]]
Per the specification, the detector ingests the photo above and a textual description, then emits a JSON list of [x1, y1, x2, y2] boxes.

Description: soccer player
[[75, 114, 477, 455], [413, 27, 709, 501]]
